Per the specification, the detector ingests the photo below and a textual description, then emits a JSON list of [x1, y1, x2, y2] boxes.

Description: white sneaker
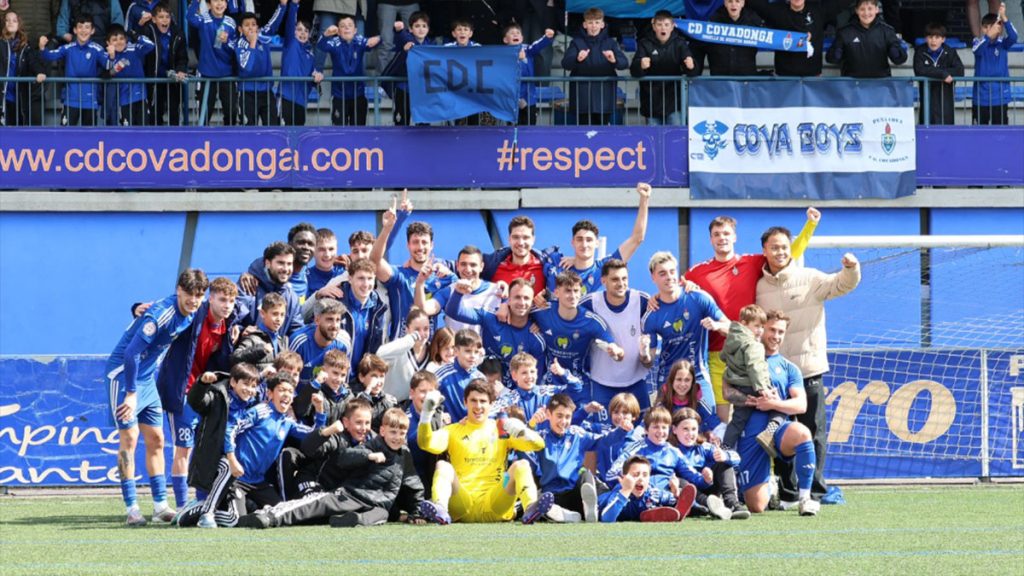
[[197, 512, 218, 528], [706, 495, 731, 520], [126, 507, 147, 527], [152, 503, 176, 524], [778, 499, 800, 511], [580, 480, 599, 523], [561, 510, 582, 523], [545, 504, 569, 523], [799, 498, 820, 517]]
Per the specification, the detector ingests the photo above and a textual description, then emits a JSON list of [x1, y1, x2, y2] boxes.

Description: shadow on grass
[[2, 514, 125, 528]]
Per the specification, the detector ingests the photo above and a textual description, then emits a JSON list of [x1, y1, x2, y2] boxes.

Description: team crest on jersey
[[732, 266, 739, 276], [672, 319, 683, 332], [557, 336, 569, 349], [683, 310, 690, 321], [142, 321, 157, 337], [572, 331, 579, 340], [278, 428, 287, 440], [774, 365, 783, 375], [501, 345, 513, 356]]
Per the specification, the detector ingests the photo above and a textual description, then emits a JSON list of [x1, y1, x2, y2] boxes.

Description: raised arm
[[616, 182, 651, 262], [369, 197, 399, 283], [790, 206, 819, 260]]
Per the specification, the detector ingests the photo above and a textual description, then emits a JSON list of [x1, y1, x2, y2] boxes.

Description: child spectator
[[502, 23, 554, 126], [721, 304, 783, 455], [443, 18, 483, 125], [535, 394, 602, 523], [1, 11, 47, 126], [137, 3, 188, 126], [104, 24, 154, 125], [504, 353, 560, 425], [593, 392, 645, 481], [239, 407, 424, 528], [607, 406, 703, 500], [671, 407, 747, 520], [382, 12, 431, 125], [913, 22, 965, 125], [293, 348, 351, 425], [279, 0, 324, 126], [403, 371, 446, 497], [180, 363, 260, 527], [38, 17, 107, 126], [436, 329, 486, 422], [426, 327, 456, 373], [307, 228, 346, 296], [235, 8, 283, 126], [126, 0, 159, 35], [707, 0, 763, 76], [597, 456, 696, 522], [377, 308, 433, 401], [231, 292, 288, 374], [630, 11, 693, 126], [654, 359, 724, 442], [354, 353, 399, 429], [826, 0, 907, 78], [188, 0, 238, 125], [561, 7, 628, 126], [318, 16, 380, 126], [972, 5, 1017, 125]]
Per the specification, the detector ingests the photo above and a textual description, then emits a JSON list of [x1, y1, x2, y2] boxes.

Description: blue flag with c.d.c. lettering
[[407, 45, 520, 124]]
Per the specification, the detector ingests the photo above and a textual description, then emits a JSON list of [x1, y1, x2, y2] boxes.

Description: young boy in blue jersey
[[354, 354, 399, 430], [671, 407, 747, 520], [598, 456, 693, 523], [103, 24, 154, 125], [972, 5, 1017, 125], [231, 292, 288, 374], [535, 394, 602, 523], [403, 371, 446, 498], [288, 298, 352, 386], [446, 278, 546, 389], [293, 348, 351, 426], [126, 0, 160, 35], [187, 0, 238, 125], [235, 8, 282, 126], [531, 271, 624, 395], [337, 258, 389, 371], [38, 17, 107, 126], [593, 392, 644, 481], [105, 269, 209, 526], [502, 23, 554, 125], [436, 329, 486, 422], [544, 183, 651, 298], [179, 362, 259, 527], [384, 13, 431, 125], [138, 3, 188, 126], [504, 353, 561, 425], [239, 407, 424, 528], [643, 251, 729, 417], [307, 228, 346, 295], [417, 246, 501, 335], [278, 0, 323, 125], [318, 15, 379, 126]]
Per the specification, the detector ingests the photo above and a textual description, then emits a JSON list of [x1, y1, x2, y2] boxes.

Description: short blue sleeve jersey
[[531, 307, 614, 383], [544, 249, 622, 299], [106, 294, 196, 393], [306, 264, 346, 296], [536, 425, 604, 493], [288, 324, 352, 384], [743, 353, 804, 438], [383, 263, 454, 339], [641, 290, 724, 387]]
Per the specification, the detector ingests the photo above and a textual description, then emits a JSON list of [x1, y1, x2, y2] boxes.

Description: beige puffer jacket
[[755, 261, 860, 379]]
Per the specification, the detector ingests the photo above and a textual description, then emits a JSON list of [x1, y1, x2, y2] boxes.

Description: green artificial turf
[[1, 486, 1022, 576]]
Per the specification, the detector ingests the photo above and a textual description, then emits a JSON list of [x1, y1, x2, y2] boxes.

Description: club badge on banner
[[687, 79, 917, 200]]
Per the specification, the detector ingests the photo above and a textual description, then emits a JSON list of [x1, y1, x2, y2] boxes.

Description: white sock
[[799, 489, 811, 501], [127, 504, 140, 514], [153, 500, 168, 511]]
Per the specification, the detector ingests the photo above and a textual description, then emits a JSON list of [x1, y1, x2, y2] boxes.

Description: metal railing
[[1, 75, 1022, 127]]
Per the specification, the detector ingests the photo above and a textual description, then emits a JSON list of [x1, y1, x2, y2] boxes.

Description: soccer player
[[288, 298, 352, 386], [369, 195, 455, 339], [684, 208, 818, 422], [435, 329, 485, 422], [106, 269, 209, 526], [544, 182, 651, 298], [240, 223, 316, 302], [335, 258, 389, 372], [726, 310, 819, 516], [416, 245, 500, 335], [237, 241, 304, 338], [480, 216, 556, 294], [444, 278, 546, 389], [532, 271, 624, 396], [580, 259, 652, 410], [307, 228, 347, 296], [643, 251, 729, 433], [417, 381, 554, 524]]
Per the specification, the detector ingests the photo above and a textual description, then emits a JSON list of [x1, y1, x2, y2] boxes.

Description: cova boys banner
[[688, 79, 917, 200]]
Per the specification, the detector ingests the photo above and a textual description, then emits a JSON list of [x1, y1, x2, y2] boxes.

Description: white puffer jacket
[[756, 261, 860, 379]]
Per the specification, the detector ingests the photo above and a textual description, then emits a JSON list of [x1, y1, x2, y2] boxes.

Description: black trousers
[[693, 461, 740, 509], [266, 489, 388, 527], [66, 107, 97, 126], [331, 95, 367, 126], [149, 82, 184, 126], [777, 375, 828, 502], [280, 98, 307, 126], [550, 469, 596, 514], [975, 104, 1008, 126], [197, 80, 237, 126], [392, 88, 410, 126], [240, 89, 279, 126], [119, 100, 147, 126]]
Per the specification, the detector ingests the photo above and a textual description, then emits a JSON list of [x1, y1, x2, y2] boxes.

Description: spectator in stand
[[38, 17, 107, 126], [279, 0, 325, 126], [235, 5, 286, 126], [376, 0, 419, 74], [630, 10, 693, 126], [913, 22, 964, 125], [496, 0, 556, 79], [125, 0, 159, 35], [561, 7, 628, 126], [972, 4, 1017, 125], [1, 10, 46, 126], [382, 12, 431, 125], [188, 0, 239, 126], [137, 3, 188, 126], [826, 0, 907, 78], [104, 24, 154, 125], [503, 23, 554, 126], [57, 0, 124, 44], [745, 0, 845, 77], [707, 0, 763, 76], [318, 16, 380, 125], [683, 0, 723, 76]]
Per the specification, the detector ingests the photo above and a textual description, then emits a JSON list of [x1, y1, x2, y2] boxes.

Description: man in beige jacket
[[756, 225, 860, 507]]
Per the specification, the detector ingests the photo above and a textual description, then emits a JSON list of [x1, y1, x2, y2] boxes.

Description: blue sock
[[120, 477, 138, 510], [795, 440, 816, 493], [150, 473, 168, 506], [196, 488, 209, 501], [172, 475, 189, 508]]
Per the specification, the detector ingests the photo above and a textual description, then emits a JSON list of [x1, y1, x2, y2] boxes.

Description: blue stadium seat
[[954, 86, 971, 101], [621, 35, 637, 52], [1012, 85, 1024, 102]]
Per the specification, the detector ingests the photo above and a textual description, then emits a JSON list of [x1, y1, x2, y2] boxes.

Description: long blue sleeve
[[384, 209, 411, 254], [261, 3, 285, 36], [444, 291, 484, 324], [600, 491, 628, 522]]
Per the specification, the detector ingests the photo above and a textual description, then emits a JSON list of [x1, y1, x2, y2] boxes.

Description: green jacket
[[722, 322, 770, 393]]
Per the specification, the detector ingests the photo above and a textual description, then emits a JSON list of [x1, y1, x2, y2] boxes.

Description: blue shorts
[[107, 366, 163, 430], [736, 420, 793, 493], [167, 399, 200, 449], [591, 379, 651, 412]]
